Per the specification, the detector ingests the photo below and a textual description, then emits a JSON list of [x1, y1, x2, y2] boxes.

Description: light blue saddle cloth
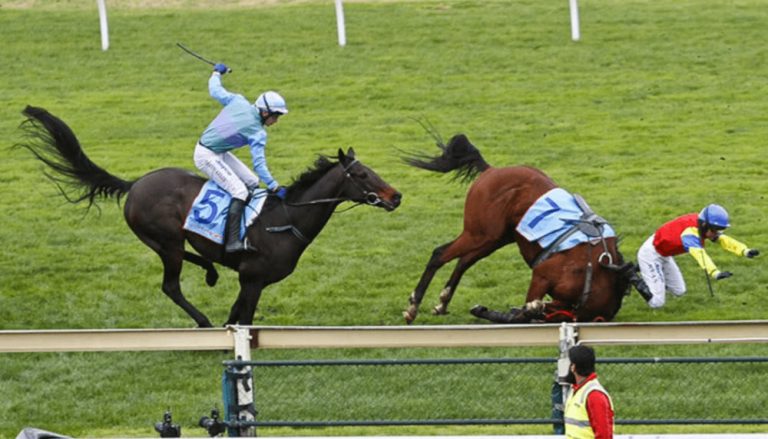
[[183, 181, 268, 244], [516, 188, 615, 253]]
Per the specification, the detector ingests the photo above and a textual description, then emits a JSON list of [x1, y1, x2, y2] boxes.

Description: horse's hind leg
[[404, 242, 453, 324], [183, 251, 219, 287], [433, 240, 504, 315], [432, 256, 477, 316], [159, 250, 214, 328]]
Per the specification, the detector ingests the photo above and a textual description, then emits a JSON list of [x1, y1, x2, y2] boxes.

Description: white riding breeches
[[636, 235, 686, 309], [194, 143, 259, 201]]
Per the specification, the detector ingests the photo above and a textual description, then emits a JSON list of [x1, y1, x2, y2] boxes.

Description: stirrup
[[225, 240, 245, 253]]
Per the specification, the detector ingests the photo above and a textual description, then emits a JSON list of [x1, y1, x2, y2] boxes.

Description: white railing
[[2, 321, 768, 356]]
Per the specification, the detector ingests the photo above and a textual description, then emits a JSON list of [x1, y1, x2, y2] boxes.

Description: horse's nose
[[391, 192, 402, 208]]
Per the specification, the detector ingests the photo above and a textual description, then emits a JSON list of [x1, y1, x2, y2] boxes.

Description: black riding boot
[[225, 198, 245, 253], [630, 271, 653, 302]]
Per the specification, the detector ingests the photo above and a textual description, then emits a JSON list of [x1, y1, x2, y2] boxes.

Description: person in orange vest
[[636, 204, 759, 308], [564, 345, 614, 439]]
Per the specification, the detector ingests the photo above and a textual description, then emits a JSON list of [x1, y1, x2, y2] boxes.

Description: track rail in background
[[2, 320, 768, 354], [0, 327, 234, 352]]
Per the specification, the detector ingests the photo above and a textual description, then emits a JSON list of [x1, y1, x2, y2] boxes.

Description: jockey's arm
[[248, 133, 278, 191], [688, 247, 720, 278], [682, 227, 720, 278], [716, 234, 749, 257], [208, 72, 236, 106]]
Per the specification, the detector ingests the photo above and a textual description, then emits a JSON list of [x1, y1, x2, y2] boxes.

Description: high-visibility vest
[[564, 379, 614, 439]]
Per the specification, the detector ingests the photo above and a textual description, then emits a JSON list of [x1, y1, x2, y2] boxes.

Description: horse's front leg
[[225, 275, 264, 326], [518, 271, 552, 321], [404, 242, 452, 324], [469, 269, 548, 324], [470, 304, 529, 323], [225, 294, 243, 326]]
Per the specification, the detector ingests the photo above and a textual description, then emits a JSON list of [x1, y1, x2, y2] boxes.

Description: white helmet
[[254, 91, 288, 115]]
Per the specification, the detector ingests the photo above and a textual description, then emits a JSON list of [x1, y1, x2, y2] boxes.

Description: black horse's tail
[[403, 132, 491, 183], [17, 106, 134, 210]]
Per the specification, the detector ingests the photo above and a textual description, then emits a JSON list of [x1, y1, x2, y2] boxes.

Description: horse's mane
[[287, 155, 338, 194]]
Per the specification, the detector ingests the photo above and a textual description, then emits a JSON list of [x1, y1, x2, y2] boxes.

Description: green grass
[[1, 0, 768, 437]]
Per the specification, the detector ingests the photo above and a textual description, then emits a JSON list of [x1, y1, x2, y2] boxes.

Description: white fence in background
[[97, 0, 109, 50], [92, 0, 588, 52]]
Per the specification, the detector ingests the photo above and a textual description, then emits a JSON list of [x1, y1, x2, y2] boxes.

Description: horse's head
[[599, 244, 635, 306], [334, 147, 402, 211], [284, 148, 401, 211]]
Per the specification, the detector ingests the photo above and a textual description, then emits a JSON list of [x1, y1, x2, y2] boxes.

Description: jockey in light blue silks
[[193, 63, 288, 253]]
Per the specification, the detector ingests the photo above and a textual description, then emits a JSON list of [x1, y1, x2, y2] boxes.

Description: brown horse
[[402, 133, 639, 324], [19, 106, 401, 327]]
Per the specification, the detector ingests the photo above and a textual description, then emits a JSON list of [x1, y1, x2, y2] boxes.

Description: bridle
[[284, 159, 388, 209], [262, 158, 390, 245]]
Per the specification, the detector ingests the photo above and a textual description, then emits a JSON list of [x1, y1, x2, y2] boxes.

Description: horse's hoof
[[470, 305, 488, 317], [403, 310, 415, 324], [525, 300, 545, 313], [432, 304, 448, 315]]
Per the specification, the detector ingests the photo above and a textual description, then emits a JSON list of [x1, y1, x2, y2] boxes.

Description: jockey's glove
[[714, 270, 733, 280], [213, 63, 229, 75], [270, 186, 287, 200], [745, 248, 760, 258]]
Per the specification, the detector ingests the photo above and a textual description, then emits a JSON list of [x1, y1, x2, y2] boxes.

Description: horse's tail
[[17, 106, 134, 210], [403, 133, 491, 183]]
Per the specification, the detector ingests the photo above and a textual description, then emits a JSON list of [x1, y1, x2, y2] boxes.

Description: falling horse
[[402, 133, 639, 324], [19, 106, 401, 327]]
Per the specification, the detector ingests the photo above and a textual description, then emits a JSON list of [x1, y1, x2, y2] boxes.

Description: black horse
[[18, 106, 401, 327]]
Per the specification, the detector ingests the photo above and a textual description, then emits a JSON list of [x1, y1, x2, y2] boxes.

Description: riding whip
[[704, 267, 715, 297], [176, 43, 232, 73]]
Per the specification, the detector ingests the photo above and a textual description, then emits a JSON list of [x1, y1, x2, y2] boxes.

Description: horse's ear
[[337, 147, 356, 164]]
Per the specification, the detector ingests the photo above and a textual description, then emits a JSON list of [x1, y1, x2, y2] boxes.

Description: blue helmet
[[698, 204, 730, 230], [254, 91, 288, 115]]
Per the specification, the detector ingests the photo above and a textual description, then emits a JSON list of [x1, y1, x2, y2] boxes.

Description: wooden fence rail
[[2, 320, 768, 355]]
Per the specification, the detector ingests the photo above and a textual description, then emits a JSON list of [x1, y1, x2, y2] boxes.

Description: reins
[[264, 158, 385, 242], [284, 159, 384, 209], [264, 202, 310, 243]]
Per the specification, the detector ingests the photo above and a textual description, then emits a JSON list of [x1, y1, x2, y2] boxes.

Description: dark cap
[[568, 345, 596, 376]]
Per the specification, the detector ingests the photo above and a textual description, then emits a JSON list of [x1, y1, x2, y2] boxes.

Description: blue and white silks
[[516, 188, 615, 253], [183, 181, 268, 244]]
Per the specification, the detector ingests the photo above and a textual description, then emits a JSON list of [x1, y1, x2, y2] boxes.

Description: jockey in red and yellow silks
[[636, 204, 759, 308]]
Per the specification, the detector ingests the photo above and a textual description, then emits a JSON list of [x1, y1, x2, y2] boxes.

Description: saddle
[[531, 193, 610, 268]]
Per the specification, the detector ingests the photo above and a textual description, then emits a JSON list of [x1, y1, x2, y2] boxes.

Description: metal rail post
[[553, 323, 578, 433], [230, 326, 256, 437]]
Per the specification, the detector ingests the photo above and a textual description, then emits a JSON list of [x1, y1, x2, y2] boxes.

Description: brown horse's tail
[[17, 105, 134, 210], [403, 133, 490, 183]]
